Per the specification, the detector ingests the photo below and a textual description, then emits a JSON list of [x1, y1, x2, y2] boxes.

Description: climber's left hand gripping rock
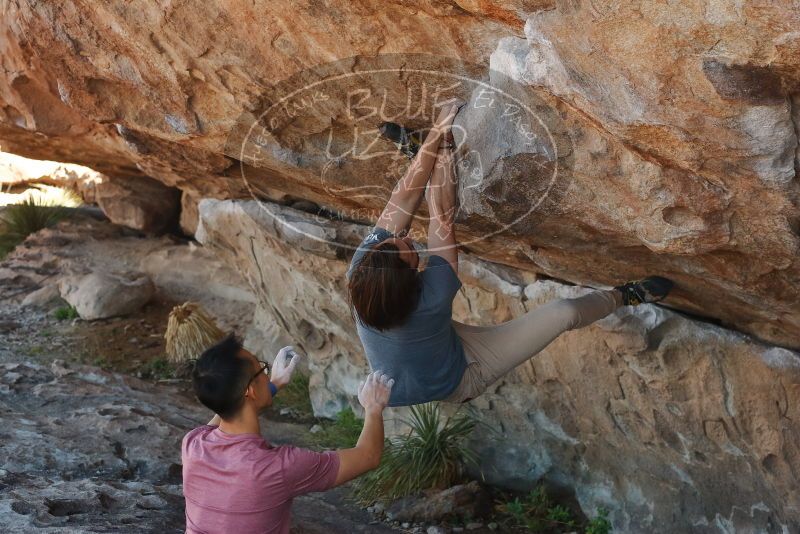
[[271, 346, 301, 390]]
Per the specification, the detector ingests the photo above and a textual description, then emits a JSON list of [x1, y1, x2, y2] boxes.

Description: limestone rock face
[[198, 198, 800, 533], [0, 152, 105, 204], [0, 1, 798, 347], [196, 199, 367, 414], [179, 191, 202, 236], [59, 271, 155, 320], [94, 175, 181, 233], [20, 283, 63, 310]]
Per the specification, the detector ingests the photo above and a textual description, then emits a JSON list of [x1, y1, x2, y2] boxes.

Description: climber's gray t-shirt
[[347, 227, 467, 407]]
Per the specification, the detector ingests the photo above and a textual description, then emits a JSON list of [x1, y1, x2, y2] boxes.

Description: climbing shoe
[[614, 276, 674, 306], [379, 122, 426, 160]]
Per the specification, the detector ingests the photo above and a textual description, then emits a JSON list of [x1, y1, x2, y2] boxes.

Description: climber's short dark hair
[[347, 240, 420, 330], [192, 333, 251, 420]]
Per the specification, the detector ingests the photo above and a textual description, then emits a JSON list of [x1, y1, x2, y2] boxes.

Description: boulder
[[95, 176, 180, 234], [0, 214, 256, 334], [20, 283, 64, 309], [58, 272, 155, 320], [179, 190, 201, 236], [385, 482, 491, 522], [0, 151, 105, 204], [3, 1, 800, 531]]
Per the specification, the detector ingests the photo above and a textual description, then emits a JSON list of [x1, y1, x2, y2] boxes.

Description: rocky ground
[[0, 302, 408, 533], [0, 215, 407, 533]]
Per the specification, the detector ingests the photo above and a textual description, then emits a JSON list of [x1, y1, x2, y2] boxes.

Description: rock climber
[[182, 334, 394, 533], [347, 101, 673, 407]]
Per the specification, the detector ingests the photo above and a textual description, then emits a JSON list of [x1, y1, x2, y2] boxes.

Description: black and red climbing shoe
[[378, 122, 426, 160], [614, 276, 674, 306]]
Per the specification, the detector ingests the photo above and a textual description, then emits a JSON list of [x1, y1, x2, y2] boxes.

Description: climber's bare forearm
[[377, 106, 457, 234], [376, 126, 443, 233], [426, 147, 458, 271], [436, 150, 457, 216]]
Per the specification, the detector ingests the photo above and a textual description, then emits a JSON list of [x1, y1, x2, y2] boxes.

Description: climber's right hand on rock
[[433, 101, 463, 130], [434, 99, 466, 126], [357, 371, 394, 415]]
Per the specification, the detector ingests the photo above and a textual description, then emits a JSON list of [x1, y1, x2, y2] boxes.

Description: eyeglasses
[[245, 360, 270, 390]]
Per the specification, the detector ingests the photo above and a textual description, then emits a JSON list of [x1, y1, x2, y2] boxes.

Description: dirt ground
[[0, 299, 405, 533]]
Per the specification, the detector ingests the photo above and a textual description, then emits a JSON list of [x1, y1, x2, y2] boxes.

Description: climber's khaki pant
[[443, 290, 620, 403]]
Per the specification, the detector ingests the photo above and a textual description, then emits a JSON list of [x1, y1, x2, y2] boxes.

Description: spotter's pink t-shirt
[[182, 425, 340, 534]]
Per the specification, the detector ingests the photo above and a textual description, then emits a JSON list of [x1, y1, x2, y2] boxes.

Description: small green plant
[[26, 345, 45, 356], [353, 403, 478, 504], [92, 356, 113, 371], [0, 235, 15, 259], [0, 186, 82, 259], [54, 305, 79, 321], [548, 504, 575, 525], [495, 486, 578, 532], [312, 407, 364, 449], [140, 357, 174, 380], [586, 508, 612, 534], [270, 373, 313, 420]]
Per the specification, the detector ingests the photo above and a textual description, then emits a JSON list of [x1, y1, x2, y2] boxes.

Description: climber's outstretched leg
[[444, 277, 673, 402], [451, 290, 620, 395]]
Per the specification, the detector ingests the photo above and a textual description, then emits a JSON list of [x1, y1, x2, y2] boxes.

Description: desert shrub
[[0, 185, 82, 259], [585, 508, 612, 534], [353, 403, 478, 503], [140, 357, 174, 380], [496, 487, 613, 533], [496, 486, 577, 532], [53, 306, 79, 321]]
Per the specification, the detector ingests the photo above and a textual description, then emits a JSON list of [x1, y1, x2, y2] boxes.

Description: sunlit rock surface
[[0, 151, 104, 204], [0, 1, 798, 346], [198, 198, 800, 533], [94, 175, 181, 234]]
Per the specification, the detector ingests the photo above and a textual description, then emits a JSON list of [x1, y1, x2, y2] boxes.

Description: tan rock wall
[[0, 1, 797, 346], [197, 198, 800, 532]]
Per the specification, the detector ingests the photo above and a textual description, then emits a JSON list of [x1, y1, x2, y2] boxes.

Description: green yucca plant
[[26, 184, 83, 208], [353, 403, 478, 504], [0, 185, 82, 259]]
